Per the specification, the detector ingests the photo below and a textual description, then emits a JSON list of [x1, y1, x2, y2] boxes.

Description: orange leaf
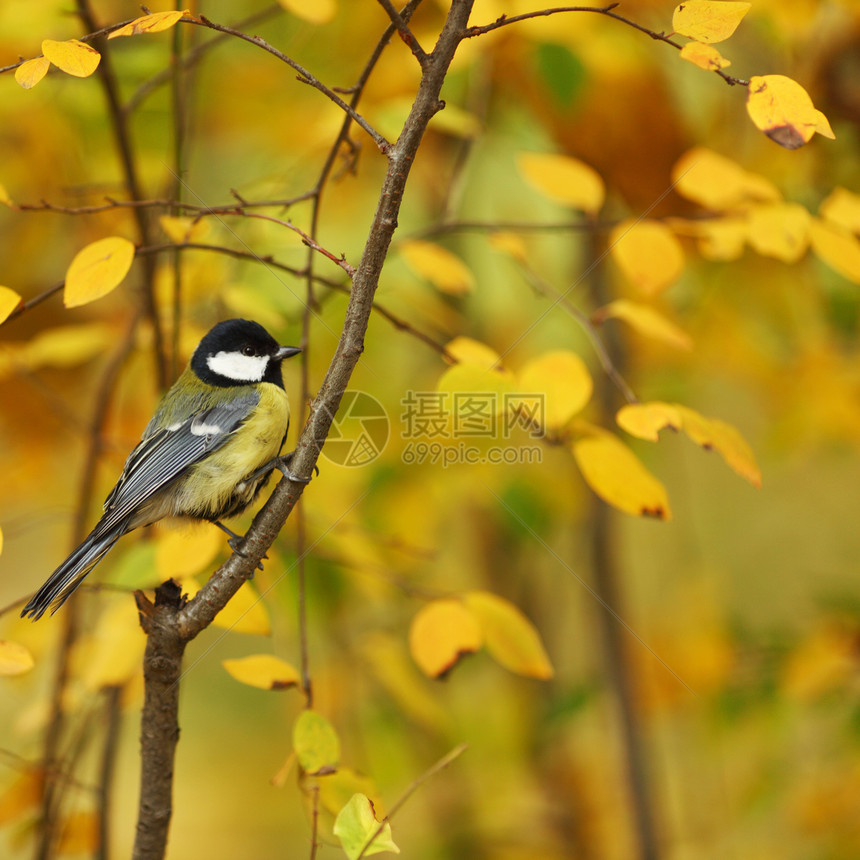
[[223, 654, 300, 690], [517, 350, 593, 430], [0, 769, 43, 825], [109, 10, 187, 38], [517, 152, 605, 215], [571, 427, 672, 520], [409, 599, 482, 678], [672, 0, 751, 43], [42, 39, 100, 77], [463, 591, 553, 679], [64, 237, 135, 308], [0, 286, 22, 324], [675, 405, 761, 487], [56, 811, 100, 855], [679, 41, 731, 70], [609, 219, 685, 295], [15, 56, 50, 89], [594, 299, 693, 351], [617, 402, 683, 442], [746, 75, 835, 149]]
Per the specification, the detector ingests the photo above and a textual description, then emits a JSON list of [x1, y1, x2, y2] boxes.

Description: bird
[[22, 318, 304, 620]]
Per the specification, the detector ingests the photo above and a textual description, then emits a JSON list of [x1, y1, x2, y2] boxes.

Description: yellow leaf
[[56, 810, 100, 855], [64, 237, 135, 308], [819, 187, 860, 234], [0, 181, 11, 206], [15, 56, 50, 89], [0, 769, 43, 825], [616, 402, 683, 442], [745, 202, 811, 263], [437, 363, 516, 412], [429, 103, 482, 139], [293, 710, 340, 774], [809, 218, 860, 284], [155, 525, 222, 580], [489, 231, 528, 263], [571, 428, 672, 520], [444, 336, 501, 369], [463, 591, 554, 679], [672, 147, 780, 210], [609, 219, 685, 295], [211, 580, 271, 636], [0, 286, 22, 324], [694, 216, 747, 261], [159, 214, 210, 243], [400, 240, 474, 296], [675, 405, 761, 487], [594, 299, 693, 351], [746, 75, 835, 150], [517, 350, 593, 430], [333, 793, 400, 860], [679, 41, 731, 70], [222, 654, 300, 690], [409, 599, 483, 679], [108, 10, 186, 38], [672, 0, 751, 43], [278, 0, 337, 24], [41, 39, 100, 78], [517, 152, 605, 215], [22, 323, 115, 369], [76, 599, 145, 690], [0, 640, 35, 676]]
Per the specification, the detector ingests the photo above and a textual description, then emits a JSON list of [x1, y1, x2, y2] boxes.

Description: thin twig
[[464, 3, 748, 86], [376, 0, 428, 63], [356, 743, 469, 860], [75, 0, 169, 389], [96, 686, 123, 860], [187, 15, 392, 152]]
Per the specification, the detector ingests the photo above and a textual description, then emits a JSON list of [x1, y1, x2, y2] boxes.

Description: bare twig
[[376, 0, 428, 63], [464, 3, 749, 86], [187, 15, 392, 152], [96, 686, 123, 860], [356, 743, 468, 860]]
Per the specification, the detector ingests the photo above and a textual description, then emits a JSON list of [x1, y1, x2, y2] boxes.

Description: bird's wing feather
[[97, 392, 260, 535]]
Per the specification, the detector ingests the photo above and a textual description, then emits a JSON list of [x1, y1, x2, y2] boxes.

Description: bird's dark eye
[[242, 346, 256, 356]]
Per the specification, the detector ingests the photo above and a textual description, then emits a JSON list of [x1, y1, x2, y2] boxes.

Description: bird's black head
[[191, 319, 301, 388]]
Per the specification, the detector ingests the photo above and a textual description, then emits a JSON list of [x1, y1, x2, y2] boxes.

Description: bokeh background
[[2, 0, 860, 857]]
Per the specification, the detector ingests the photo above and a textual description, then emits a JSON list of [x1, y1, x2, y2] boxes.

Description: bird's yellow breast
[[172, 383, 289, 520]]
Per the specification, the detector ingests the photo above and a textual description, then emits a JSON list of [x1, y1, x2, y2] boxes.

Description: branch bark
[[131, 3, 474, 857]]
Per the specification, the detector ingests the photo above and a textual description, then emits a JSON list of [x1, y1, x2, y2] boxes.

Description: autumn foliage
[[1, 1, 860, 858]]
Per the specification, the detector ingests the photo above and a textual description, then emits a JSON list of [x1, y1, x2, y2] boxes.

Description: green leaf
[[333, 793, 400, 860], [293, 710, 340, 774]]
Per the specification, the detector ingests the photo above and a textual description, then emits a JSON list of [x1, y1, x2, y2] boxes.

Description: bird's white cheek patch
[[207, 350, 268, 382]]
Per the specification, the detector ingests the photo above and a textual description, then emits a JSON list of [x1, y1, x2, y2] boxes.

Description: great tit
[[22, 318, 303, 620]]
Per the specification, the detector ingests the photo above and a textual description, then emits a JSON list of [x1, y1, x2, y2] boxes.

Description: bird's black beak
[[275, 346, 302, 360]]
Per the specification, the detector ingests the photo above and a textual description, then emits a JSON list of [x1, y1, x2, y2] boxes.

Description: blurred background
[[1, 0, 860, 857]]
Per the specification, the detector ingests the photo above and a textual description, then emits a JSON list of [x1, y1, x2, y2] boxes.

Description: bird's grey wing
[[97, 393, 259, 536]]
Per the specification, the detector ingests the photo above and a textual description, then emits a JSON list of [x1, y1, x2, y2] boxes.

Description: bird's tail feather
[[21, 530, 120, 620]]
